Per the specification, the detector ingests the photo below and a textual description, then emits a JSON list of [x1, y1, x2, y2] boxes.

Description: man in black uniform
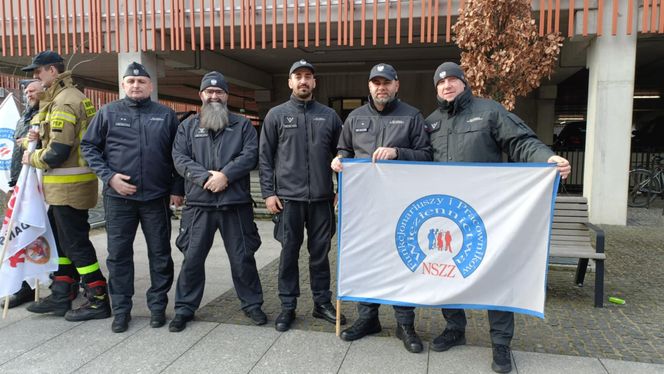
[[81, 62, 184, 333], [425, 62, 571, 373], [259, 60, 345, 332], [331, 63, 432, 353], [5, 80, 42, 308], [170, 71, 265, 332]]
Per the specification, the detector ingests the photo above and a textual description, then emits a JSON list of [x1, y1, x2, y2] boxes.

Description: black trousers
[[442, 308, 514, 346], [357, 303, 416, 325], [275, 199, 335, 310], [104, 195, 174, 315], [174, 204, 263, 316], [48, 205, 104, 283]]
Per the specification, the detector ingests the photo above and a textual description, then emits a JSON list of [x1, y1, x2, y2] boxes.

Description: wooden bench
[[550, 196, 606, 307]]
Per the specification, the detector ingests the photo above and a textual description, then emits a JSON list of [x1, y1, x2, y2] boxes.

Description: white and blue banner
[[336, 160, 560, 318], [0, 93, 21, 193]]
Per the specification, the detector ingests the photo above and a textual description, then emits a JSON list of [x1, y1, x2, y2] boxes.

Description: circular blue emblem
[[394, 194, 487, 278], [0, 128, 16, 171]]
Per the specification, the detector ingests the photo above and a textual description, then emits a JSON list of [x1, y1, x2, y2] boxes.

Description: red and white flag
[[0, 166, 58, 298]]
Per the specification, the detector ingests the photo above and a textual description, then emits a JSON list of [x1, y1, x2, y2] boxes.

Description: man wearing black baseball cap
[[425, 61, 571, 373], [259, 59, 345, 332], [21, 50, 111, 322], [21, 50, 64, 72], [81, 61, 184, 333], [331, 63, 432, 353], [170, 71, 266, 332]]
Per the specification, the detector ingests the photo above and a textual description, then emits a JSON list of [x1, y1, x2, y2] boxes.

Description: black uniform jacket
[[425, 88, 554, 163], [81, 97, 184, 201], [173, 113, 258, 207], [337, 97, 432, 161], [259, 96, 342, 201]]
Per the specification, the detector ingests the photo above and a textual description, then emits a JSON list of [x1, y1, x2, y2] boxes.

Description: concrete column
[[117, 52, 160, 102], [583, 0, 637, 225], [536, 85, 557, 145]]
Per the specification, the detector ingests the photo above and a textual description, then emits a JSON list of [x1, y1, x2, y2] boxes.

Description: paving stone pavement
[[199, 204, 664, 365]]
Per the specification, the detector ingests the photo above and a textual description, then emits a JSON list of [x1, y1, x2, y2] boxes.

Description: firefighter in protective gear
[[21, 50, 111, 321]]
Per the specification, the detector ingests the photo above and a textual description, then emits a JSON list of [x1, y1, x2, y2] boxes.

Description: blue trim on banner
[[340, 158, 556, 169], [338, 296, 544, 319], [542, 172, 563, 312]]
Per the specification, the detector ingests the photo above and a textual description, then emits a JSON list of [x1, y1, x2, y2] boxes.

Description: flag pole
[[336, 300, 341, 336], [35, 279, 40, 301], [2, 296, 8, 319]]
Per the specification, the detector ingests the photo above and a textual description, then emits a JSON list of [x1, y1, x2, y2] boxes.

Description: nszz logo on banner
[[395, 194, 486, 278]]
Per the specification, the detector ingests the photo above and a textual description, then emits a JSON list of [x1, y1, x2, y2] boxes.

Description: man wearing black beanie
[[170, 71, 266, 332], [81, 61, 184, 333], [425, 61, 571, 373]]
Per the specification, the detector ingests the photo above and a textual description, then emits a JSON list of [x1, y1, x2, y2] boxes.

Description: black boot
[[26, 276, 77, 316], [395, 323, 423, 353], [64, 280, 111, 321], [8, 282, 35, 309]]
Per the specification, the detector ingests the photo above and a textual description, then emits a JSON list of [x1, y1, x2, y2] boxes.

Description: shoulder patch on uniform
[[429, 121, 440, 130], [150, 117, 164, 121], [82, 99, 96, 118], [50, 119, 65, 130]]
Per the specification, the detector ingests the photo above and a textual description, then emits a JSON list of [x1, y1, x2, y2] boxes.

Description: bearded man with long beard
[[170, 71, 265, 332]]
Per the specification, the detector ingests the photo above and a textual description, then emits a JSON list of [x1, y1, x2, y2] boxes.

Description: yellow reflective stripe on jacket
[[59, 257, 73, 265], [46, 166, 93, 175], [49, 110, 77, 124], [43, 173, 97, 184], [76, 262, 100, 275]]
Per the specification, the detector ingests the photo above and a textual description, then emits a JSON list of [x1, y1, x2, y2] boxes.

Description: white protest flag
[[337, 160, 559, 318], [0, 93, 21, 193], [0, 166, 58, 298]]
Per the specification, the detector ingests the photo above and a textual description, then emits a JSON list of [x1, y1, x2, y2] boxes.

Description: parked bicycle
[[628, 155, 664, 207]]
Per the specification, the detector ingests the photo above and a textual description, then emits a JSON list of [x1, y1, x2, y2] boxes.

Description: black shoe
[[111, 313, 131, 333], [26, 277, 76, 316], [491, 344, 513, 373], [150, 312, 166, 328], [244, 308, 267, 325], [26, 295, 71, 316], [169, 314, 194, 333], [431, 329, 466, 352], [7, 286, 35, 309], [339, 318, 382, 341], [312, 303, 347, 325], [274, 310, 296, 332], [395, 323, 423, 353]]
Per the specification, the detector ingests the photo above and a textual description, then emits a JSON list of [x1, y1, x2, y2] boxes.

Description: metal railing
[[1, 0, 663, 56]]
